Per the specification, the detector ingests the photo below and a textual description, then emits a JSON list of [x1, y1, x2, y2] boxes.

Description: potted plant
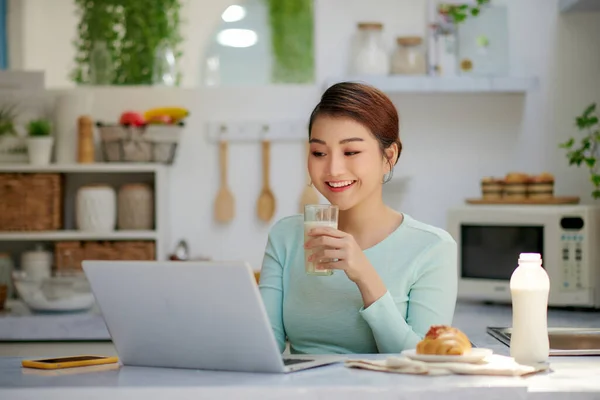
[[559, 103, 600, 199], [26, 118, 54, 165], [0, 103, 27, 163]]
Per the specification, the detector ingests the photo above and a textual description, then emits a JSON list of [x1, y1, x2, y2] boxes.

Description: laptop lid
[[82, 260, 287, 373]]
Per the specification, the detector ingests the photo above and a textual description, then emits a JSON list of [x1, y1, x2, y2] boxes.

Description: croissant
[[416, 325, 472, 356]]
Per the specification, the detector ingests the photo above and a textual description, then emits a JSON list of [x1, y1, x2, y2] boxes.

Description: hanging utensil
[[299, 141, 320, 213], [214, 127, 235, 223], [256, 127, 276, 222]]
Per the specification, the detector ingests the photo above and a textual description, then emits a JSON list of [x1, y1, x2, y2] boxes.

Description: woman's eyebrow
[[309, 137, 364, 144]]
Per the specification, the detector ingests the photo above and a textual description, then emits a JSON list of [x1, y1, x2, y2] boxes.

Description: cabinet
[[0, 163, 170, 270]]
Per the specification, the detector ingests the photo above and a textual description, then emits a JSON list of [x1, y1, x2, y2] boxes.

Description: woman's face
[[308, 115, 393, 211]]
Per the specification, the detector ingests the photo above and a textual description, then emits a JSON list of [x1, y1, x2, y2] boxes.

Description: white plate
[[401, 348, 493, 363]]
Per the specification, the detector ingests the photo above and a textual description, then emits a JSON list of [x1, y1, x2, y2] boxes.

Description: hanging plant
[[266, 0, 314, 84], [559, 103, 600, 199], [71, 0, 183, 85]]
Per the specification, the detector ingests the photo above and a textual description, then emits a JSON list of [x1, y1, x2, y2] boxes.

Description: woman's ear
[[383, 144, 398, 173]]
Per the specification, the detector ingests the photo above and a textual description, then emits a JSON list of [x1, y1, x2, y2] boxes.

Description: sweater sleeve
[[359, 239, 458, 353], [258, 232, 287, 353]]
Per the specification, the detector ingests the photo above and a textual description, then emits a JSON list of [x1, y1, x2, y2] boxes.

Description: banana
[[143, 107, 189, 122]]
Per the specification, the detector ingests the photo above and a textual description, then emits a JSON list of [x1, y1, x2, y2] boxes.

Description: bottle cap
[[519, 253, 541, 262]]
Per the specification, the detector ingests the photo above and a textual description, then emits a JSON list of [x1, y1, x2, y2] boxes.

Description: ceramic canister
[[76, 184, 117, 232], [117, 183, 154, 230]]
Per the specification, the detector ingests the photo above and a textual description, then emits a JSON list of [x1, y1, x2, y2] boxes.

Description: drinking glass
[[304, 204, 339, 276]]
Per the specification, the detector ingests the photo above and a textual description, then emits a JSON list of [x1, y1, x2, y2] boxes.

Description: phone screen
[[35, 356, 108, 363]]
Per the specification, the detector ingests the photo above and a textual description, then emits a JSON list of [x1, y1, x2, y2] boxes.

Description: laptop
[[82, 260, 343, 373]]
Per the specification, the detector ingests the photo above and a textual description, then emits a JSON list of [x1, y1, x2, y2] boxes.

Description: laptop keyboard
[[283, 358, 313, 366]]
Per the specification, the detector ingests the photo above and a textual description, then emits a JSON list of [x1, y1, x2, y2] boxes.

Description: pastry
[[503, 172, 529, 199], [416, 325, 472, 356]]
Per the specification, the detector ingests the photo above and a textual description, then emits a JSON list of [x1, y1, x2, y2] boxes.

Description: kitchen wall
[[8, 0, 600, 269]]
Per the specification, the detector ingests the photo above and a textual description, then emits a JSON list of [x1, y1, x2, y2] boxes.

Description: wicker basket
[[97, 122, 183, 164], [0, 173, 63, 231], [54, 241, 156, 271]]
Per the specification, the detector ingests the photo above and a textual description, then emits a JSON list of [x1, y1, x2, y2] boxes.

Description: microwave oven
[[447, 204, 600, 308]]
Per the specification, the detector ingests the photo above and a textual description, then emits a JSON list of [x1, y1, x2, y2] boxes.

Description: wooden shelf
[[0, 163, 167, 173], [325, 76, 539, 94], [559, 0, 600, 13], [0, 230, 159, 241]]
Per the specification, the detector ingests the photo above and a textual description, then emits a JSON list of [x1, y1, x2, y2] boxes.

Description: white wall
[[15, 0, 600, 269]]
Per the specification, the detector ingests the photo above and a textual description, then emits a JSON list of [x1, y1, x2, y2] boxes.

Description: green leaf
[[585, 158, 596, 168], [593, 189, 600, 199], [559, 138, 575, 149], [471, 8, 480, 16], [592, 174, 600, 187], [583, 103, 597, 118]]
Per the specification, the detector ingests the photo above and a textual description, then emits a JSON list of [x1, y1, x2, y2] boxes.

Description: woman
[[258, 82, 457, 354]]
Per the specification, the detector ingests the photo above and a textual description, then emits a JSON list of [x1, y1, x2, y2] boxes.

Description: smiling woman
[[258, 82, 458, 355]]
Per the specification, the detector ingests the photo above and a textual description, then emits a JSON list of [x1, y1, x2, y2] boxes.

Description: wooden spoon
[[256, 139, 276, 222], [299, 141, 320, 213], [214, 140, 235, 223]]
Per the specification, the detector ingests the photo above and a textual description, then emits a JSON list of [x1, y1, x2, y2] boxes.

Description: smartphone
[[21, 355, 119, 370]]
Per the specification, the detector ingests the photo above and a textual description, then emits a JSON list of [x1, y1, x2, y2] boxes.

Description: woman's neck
[[337, 188, 401, 249]]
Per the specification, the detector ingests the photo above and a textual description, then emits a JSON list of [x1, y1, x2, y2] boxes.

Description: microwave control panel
[[560, 232, 584, 291]]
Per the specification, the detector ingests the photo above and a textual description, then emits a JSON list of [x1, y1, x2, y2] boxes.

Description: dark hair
[[308, 82, 402, 181]]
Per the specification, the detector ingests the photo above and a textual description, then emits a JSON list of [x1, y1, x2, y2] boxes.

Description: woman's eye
[[312, 151, 325, 157], [345, 151, 360, 156]]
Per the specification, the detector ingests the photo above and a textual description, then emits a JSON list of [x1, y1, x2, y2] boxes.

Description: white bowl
[[12, 271, 95, 313]]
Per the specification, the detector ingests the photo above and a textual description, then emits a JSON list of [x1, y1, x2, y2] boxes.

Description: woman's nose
[[326, 153, 346, 177]]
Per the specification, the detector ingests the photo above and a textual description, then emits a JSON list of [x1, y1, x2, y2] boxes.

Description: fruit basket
[[96, 122, 184, 164], [96, 107, 189, 164]]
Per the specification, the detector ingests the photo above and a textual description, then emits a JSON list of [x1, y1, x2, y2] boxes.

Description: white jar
[[391, 36, 427, 75], [350, 22, 390, 76], [21, 244, 52, 280], [117, 183, 154, 230], [76, 184, 116, 232]]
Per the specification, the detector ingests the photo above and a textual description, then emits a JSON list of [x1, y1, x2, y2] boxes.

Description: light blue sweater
[[258, 213, 458, 354]]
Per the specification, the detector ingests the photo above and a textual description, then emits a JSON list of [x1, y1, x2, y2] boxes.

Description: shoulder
[[267, 214, 304, 247], [401, 214, 456, 246], [268, 214, 303, 236], [399, 214, 457, 261]]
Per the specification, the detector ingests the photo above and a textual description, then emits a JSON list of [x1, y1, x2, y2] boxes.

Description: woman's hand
[[305, 226, 370, 283], [305, 227, 388, 308]]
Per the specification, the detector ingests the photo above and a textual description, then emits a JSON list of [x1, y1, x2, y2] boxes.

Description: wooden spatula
[[257, 139, 276, 222], [214, 140, 235, 223], [299, 141, 320, 213]]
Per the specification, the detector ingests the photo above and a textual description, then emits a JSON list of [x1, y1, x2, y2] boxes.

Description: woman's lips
[[326, 180, 356, 192]]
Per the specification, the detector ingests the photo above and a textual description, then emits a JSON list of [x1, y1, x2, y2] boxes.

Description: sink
[[487, 327, 600, 356]]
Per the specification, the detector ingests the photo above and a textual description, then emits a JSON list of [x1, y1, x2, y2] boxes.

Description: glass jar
[[391, 36, 427, 75], [350, 22, 390, 76]]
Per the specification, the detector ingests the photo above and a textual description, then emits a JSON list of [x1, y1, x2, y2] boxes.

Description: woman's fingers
[[309, 248, 344, 262], [307, 226, 346, 238], [305, 234, 342, 250]]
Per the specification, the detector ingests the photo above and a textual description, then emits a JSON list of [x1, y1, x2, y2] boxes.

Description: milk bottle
[[509, 253, 550, 365]]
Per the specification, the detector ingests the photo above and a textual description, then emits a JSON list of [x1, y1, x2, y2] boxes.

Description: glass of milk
[[304, 204, 339, 276]]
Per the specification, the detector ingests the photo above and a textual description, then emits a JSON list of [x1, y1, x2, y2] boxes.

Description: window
[[201, 0, 314, 86]]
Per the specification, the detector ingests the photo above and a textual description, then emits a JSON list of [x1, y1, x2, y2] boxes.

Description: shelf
[[0, 163, 167, 173], [325, 76, 539, 94], [559, 0, 600, 13], [0, 230, 158, 241]]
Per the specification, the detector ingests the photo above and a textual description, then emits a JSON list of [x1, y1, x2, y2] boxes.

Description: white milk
[[304, 220, 337, 276], [509, 253, 550, 366]]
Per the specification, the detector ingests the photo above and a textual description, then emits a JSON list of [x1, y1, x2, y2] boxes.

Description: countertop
[[0, 301, 110, 341], [1, 300, 600, 398], [2, 299, 600, 346], [2, 354, 600, 399]]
